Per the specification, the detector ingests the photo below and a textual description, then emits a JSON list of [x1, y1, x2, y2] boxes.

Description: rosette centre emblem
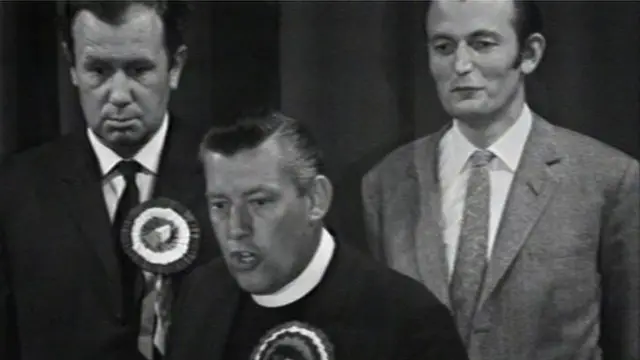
[[120, 197, 201, 274], [252, 321, 334, 360]]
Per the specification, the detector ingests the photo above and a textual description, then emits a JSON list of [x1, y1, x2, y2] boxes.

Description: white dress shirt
[[439, 105, 533, 279], [253, 228, 336, 308]]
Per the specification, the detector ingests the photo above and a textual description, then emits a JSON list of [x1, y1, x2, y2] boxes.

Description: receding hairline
[[71, 4, 165, 39], [425, 0, 519, 33]]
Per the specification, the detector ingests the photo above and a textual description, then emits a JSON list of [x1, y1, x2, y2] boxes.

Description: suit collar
[[446, 104, 533, 175]]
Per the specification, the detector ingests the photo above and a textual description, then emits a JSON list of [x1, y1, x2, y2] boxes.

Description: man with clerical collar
[[165, 110, 469, 360]]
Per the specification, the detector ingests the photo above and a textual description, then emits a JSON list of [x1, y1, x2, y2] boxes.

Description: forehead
[[427, 0, 516, 37], [204, 138, 291, 194], [72, 4, 165, 56]]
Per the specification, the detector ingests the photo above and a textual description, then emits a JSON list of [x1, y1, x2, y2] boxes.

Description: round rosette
[[251, 321, 335, 360], [121, 197, 200, 275]]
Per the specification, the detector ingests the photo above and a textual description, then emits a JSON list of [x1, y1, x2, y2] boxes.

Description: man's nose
[[228, 205, 251, 240], [453, 44, 474, 75], [108, 70, 133, 108]]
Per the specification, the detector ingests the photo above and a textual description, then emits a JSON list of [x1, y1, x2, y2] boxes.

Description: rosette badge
[[251, 321, 335, 360], [121, 197, 200, 274]]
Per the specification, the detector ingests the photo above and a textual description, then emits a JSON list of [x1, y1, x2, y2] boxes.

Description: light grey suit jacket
[[362, 115, 639, 360]]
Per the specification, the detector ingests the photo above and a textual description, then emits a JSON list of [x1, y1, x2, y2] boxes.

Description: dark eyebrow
[[468, 30, 502, 40], [242, 186, 277, 197], [429, 30, 502, 43], [204, 186, 278, 200], [83, 54, 155, 65]]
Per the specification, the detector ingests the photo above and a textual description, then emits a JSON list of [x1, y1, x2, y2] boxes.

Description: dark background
[[0, 1, 638, 251]]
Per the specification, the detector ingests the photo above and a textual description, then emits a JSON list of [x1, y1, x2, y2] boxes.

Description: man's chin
[[447, 102, 492, 119], [105, 131, 147, 146], [235, 274, 279, 295]]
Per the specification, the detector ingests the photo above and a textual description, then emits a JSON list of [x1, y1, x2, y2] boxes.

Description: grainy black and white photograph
[[0, 1, 638, 359]]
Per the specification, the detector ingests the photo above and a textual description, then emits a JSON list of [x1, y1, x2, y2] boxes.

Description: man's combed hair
[[200, 109, 325, 193], [57, 0, 192, 63], [424, 0, 543, 46]]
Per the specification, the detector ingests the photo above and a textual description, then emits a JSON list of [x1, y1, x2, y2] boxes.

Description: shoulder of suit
[[548, 122, 638, 173], [364, 135, 434, 182], [0, 133, 79, 182]]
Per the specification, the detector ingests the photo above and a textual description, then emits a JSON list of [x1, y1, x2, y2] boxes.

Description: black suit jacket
[[166, 242, 468, 360], [0, 118, 219, 360]]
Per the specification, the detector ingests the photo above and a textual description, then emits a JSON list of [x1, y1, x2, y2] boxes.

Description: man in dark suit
[[0, 2, 218, 359], [166, 110, 468, 360], [361, 1, 639, 360]]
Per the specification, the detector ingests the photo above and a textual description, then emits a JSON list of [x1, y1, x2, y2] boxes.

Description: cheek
[[429, 56, 452, 83], [257, 208, 307, 261]]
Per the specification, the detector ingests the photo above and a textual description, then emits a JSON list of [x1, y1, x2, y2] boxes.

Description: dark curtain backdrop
[[0, 1, 638, 252]]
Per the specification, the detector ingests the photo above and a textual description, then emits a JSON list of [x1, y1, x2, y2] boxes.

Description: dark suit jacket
[[166, 241, 468, 360], [362, 115, 639, 360], [0, 118, 219, 360]]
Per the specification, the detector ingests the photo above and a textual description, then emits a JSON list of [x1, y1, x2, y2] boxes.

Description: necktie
[[449, 149, 494, 345], [111, 160, 142, 325]]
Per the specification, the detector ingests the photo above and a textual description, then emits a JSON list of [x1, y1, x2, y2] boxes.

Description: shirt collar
[[449, 104, 533, 174], [87, 113, 170, 176], [252, 227, 336, 308]]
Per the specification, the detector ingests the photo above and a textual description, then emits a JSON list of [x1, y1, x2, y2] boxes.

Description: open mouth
[[228, 250, 261, 271]]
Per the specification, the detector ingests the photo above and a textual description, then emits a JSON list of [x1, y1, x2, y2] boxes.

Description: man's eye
[[210, 202, 228, 211], [250, 198, 270, 207], [470, 40, 496, 51], [127, 64, 154, 77], [88, 66, 108, 77], [432, 42, 456, 55]]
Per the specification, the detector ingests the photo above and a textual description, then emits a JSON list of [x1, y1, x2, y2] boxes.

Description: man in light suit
[[0, 2, 218, 359], [361, 1, 639, 359]]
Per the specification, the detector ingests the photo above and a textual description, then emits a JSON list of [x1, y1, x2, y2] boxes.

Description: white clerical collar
[[87, 113, 169, 176], [450, 103, 533, 174], [252, 228, 336, 308]]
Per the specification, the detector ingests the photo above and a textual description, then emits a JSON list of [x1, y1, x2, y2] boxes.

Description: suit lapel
[[54, 132, 124, 316], [136, 118, 207, 297], [411, 125, 451, 307], [153, 117, 205, 208], [478, 116, 561, 308]]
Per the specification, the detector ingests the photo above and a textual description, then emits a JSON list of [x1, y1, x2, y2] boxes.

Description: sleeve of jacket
[[361, 169, 386, 263], [400, 298, 469, 360], [599, 158, 639, 360]]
